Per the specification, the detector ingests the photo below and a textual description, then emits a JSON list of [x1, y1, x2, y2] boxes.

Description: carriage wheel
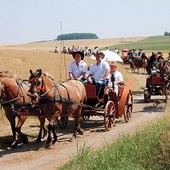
[[124, 90, 133, 122], [57, 117, 68, 129], [144, 89, 151, 103], [83, 113, 90, 121], [104, 100, 115, 131]]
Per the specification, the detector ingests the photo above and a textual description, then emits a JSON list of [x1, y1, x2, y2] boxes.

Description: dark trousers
[[91, 78, 108, 97]]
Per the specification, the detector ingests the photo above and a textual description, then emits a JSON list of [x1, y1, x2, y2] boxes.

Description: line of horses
[[0, 70, 86, 148], [125, 53, 165, 75], [0, 60, 170, 148]]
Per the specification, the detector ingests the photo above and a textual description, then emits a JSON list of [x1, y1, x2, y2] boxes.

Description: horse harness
[[0, 79, 33, 112], [38, 77, 101, 110], [38, 77, 71, 105]]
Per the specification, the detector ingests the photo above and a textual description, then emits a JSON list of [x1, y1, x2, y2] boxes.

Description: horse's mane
[[43, 72, 54, 81], [0, 71, 17, 78]]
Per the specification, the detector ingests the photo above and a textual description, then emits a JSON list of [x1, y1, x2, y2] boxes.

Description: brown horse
[[29, 69, 87, 147], [130, 56, 148, 74], [0, 71, 47, 147]]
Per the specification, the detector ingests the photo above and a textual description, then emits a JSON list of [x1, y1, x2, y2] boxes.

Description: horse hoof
[[11, 140, 18, 148], [36, 137, 41, 142], [46, 139, 52, 148], [21, 135, 28, 144], [45, 142, 52, 149], [52, 139, 57, 145], [77, 129, 84, 135], [69, 137, 73, 142]]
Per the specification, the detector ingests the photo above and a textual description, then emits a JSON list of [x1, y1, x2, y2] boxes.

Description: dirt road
[[0, 73, 167, 170]]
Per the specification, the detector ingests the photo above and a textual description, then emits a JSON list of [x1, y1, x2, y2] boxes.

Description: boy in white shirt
[[108, 62, 124, 96]]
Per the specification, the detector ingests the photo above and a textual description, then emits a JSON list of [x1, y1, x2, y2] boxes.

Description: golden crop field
[[0, 37, 146, 79]]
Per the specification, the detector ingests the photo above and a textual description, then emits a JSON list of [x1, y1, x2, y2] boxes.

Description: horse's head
[[29, 69, 45, 103]]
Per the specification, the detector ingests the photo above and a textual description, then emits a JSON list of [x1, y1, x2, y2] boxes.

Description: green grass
[[58, 118, 170, 170], [108, 36, 170, 51]]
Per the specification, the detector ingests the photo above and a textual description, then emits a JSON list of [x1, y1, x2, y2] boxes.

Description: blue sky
[[0, 0, 170, 44]]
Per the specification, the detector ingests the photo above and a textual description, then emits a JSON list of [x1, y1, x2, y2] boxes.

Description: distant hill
[[0, 37, 147, 51], [108, 36, 170, 51]]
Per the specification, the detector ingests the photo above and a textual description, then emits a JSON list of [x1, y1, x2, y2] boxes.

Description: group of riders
[[124, 49, 170, 75], [68, 51, 123, 101]]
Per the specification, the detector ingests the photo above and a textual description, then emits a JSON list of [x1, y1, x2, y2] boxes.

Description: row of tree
[[164, 31, 170, 36], [56, 33, 98, 40]]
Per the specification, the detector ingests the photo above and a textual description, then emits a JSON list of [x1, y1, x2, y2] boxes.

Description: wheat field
[[0, 37, 146, 79]]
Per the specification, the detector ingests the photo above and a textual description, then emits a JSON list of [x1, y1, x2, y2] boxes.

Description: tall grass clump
[[59, 118, 170, 170]]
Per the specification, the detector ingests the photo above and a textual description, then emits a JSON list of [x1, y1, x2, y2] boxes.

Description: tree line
[[55, 33, 98, 40], [164, 31, 170, 36]]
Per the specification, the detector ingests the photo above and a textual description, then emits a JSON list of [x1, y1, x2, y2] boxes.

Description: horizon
[[0, 35, 149, 46], [1, 0, 170, 44]]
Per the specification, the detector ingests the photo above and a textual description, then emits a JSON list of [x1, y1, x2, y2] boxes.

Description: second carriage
[[144, 73, 169, 103]]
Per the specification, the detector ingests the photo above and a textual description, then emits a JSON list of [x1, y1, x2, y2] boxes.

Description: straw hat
[[94, 52, 105, 59]]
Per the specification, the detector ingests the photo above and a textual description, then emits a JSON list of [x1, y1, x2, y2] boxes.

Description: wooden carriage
[[83, 80, 133, 131], [144, 74, 165, 102], [57, 80, 133, 131]]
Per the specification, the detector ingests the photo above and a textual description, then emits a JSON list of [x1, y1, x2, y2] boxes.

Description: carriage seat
[[84, 84, 96, 99], [84, 84, 106, 103], [146, 75, 163, 86]]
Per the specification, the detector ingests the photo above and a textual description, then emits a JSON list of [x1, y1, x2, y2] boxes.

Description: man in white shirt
[[108, 62, 124, 96], [87, 52, 110, 98], [68, 51, 87, 84]]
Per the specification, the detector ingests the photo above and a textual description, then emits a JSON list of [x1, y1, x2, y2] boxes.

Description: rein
[[36, 77, 102, 110], [0, 79, 32, 108], [38, 76, 70, 103], [40, 85, 55, 98]]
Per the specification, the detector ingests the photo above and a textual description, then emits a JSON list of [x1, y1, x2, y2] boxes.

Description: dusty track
[[0, 73, 167, 170]]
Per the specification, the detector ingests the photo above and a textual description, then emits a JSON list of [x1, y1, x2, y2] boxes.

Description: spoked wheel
[[83, 113, 90, 121], [57, 116, 68, 129], [104, 100, 115, 131], [144, 88, 151, 103], [124, 90, 133, 122]]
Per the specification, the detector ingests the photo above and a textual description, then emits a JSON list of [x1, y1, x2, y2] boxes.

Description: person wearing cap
[[68, 51, 87, 84], [87, 52, 110, 98], [107, 62, 124, 96]]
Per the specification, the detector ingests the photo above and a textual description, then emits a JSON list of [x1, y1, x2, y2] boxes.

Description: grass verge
[[58, 117, 170, 170]]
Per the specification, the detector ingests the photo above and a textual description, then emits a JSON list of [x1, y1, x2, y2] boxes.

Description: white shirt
[[108, 70, 123, 88], [89, 61, 110, 81], [93, 49, 98, 54], [68, 60, 87, 78]]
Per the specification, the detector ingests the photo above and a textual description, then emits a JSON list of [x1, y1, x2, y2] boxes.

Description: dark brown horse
[[29, 69, 87, 147], [0, 71, 47, 147], [130, 54, 148, 74]]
